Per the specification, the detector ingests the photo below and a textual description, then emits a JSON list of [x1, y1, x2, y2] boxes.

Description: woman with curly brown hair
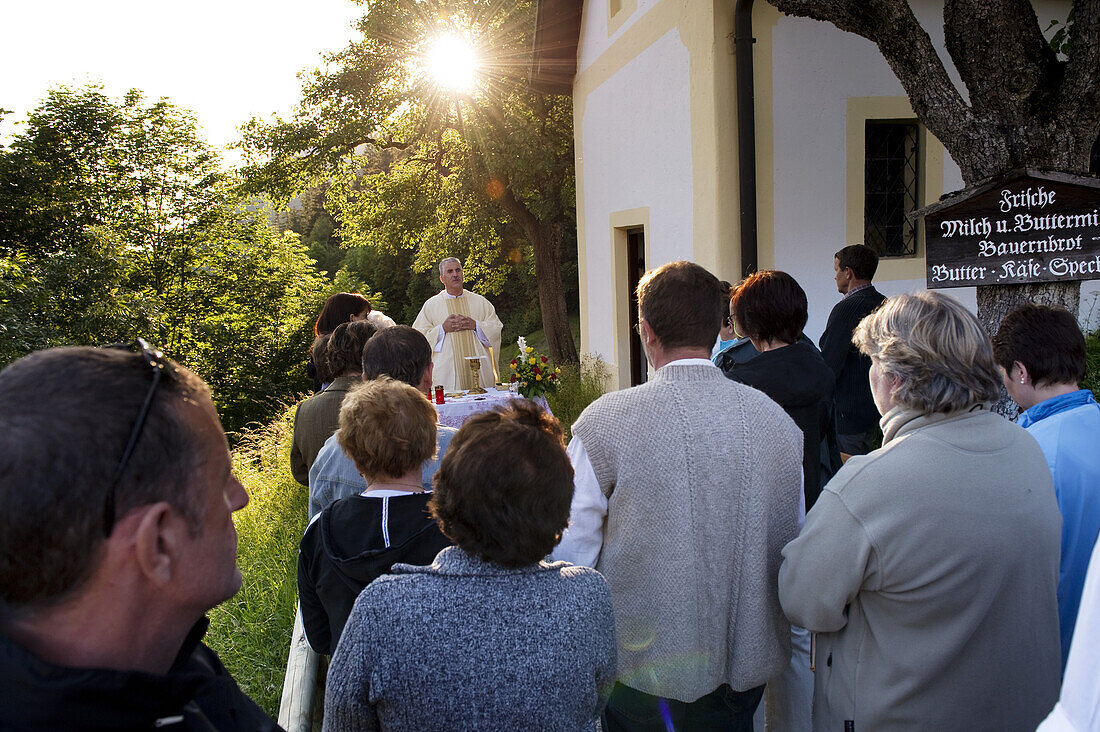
[[324, 400, 617, 731]]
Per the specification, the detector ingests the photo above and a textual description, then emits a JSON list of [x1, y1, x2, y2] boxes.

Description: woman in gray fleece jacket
[[324, 400, 617, 731], [779, 291, 1062, 731]]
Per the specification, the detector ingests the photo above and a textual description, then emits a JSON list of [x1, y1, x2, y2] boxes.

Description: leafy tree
[[240, 0, 580, 362], [0, 86, 327, 432], [765, 0, 1100, 329]]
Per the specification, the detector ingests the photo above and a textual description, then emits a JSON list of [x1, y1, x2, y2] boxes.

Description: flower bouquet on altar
[[508, 336, 560, 399]]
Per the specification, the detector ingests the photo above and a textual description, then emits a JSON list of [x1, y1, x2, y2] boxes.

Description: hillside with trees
[[0, 86, 327, 432]]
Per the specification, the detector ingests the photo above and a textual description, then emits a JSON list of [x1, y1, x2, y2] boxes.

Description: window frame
[[864, 120, 920, 258], [846, 97, 945, 282]]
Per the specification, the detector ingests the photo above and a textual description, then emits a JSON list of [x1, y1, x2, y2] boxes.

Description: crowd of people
[[1, 248, 1098, 731]]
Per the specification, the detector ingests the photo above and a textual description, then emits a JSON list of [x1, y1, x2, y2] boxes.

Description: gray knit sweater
[[571, 362, 803, 701], [323, 547, 617, 731]]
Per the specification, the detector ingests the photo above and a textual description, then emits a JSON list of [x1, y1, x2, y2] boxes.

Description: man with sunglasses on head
[[0, 344, 280, 730]]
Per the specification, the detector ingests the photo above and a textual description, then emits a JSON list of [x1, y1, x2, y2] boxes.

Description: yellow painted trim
[[687, 1, 735, 278], [575, 95, 590, 364], [609, 207, 650, 230], [752, 5, 781, 272], [610, 208, 649, 390], [573, 1, 681, 98], [608, 0, 637, 36], [845, 96, 946, 282]]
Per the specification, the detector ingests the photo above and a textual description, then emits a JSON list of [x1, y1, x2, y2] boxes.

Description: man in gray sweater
[[553, 260, 804, 731]]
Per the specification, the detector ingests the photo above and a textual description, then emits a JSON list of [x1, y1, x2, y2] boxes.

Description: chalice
[[465, 356, 487, 394]]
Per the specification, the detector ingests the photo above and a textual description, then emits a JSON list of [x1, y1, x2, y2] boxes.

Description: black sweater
[[0, 619, 279, 731], [723, 341, 840, 508], [297, 492, 451, 655], [818, 286, 886, 434]]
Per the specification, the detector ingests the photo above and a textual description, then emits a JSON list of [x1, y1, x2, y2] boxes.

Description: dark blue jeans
[[602, 682, 765, 732]]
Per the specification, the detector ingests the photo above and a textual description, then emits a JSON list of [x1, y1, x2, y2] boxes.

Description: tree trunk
[[529, 221, 579, 364], [490, 179, 579, 363]]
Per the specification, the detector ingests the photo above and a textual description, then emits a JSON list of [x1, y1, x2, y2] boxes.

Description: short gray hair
[[438, 257, 461, 275], [0, 347, 208, 610], [853, 291, 1000, 414]]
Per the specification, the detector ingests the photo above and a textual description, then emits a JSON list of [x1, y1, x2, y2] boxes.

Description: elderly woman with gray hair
[[779, 290, 1062, 731]]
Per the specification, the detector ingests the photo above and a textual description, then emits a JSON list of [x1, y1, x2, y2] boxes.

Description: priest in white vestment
[[412, 257, 503, 391]]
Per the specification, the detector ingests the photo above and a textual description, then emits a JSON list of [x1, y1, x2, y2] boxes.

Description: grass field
[[205, 406, 307, 719]]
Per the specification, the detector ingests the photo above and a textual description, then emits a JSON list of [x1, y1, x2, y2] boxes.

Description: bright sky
[[1, 0, 364, 163]]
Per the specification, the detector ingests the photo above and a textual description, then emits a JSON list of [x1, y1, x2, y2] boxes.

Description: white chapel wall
[[576, 22, 694, 368]]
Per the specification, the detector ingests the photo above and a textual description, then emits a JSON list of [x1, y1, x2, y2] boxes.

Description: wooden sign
[[923, 170, 1100, 289]]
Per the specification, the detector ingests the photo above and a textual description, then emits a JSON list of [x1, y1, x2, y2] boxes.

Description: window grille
[[865, 122, 919, 257]]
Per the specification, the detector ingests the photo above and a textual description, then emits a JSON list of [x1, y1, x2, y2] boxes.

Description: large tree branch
[[943, 0, 1060, 123], [1055, 0, 1100, 135], [768, 0, 984, 175]]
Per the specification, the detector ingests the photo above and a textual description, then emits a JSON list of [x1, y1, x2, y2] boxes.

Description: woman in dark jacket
[[721, 270, 840, 509], [719, 269, 838, 730], [297, 377, 450, 656]]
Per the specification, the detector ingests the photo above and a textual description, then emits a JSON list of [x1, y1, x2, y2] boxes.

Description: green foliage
[[0, 86, 328, 432], [1044, 9, 1075, 57], [206, 406, 307, 718], [546, 355, 610, 440], [239, 0, 579, 362]]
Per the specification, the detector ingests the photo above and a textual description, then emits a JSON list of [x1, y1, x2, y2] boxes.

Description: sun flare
[[425, 34, 479, 92]]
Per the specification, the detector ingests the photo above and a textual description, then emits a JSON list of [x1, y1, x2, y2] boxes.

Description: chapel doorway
[[627, 228, 647, 386]]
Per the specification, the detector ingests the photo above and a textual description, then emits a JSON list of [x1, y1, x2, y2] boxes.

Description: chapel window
[[865, 121, 920, 257]]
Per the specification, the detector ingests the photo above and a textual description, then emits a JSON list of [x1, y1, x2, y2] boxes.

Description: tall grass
[[547, 355, 611, 439], [205, 406, 307, 718]]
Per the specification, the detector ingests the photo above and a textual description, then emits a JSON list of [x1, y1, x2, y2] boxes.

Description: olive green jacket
[[290, 375, 359, 485]]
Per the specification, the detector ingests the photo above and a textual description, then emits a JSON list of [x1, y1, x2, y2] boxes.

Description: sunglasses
[[102, 339, 168, 537]]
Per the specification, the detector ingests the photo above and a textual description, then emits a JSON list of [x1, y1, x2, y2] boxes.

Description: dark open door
[[627, 229, 646, 386]]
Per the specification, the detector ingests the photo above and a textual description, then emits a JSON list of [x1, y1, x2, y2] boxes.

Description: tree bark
[[531, 221, 579, 364], [493, 182, 579, 363]]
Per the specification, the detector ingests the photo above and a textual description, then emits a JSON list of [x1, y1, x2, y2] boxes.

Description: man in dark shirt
[[818, 245, 887, 457], [0, 344, 279, 730]]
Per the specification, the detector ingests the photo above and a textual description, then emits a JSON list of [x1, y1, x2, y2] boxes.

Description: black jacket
[[818, 286, 887, 434], [297, 492, 451, 655], [0, 618, 280, 731], [722, 341, 841, 509]]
